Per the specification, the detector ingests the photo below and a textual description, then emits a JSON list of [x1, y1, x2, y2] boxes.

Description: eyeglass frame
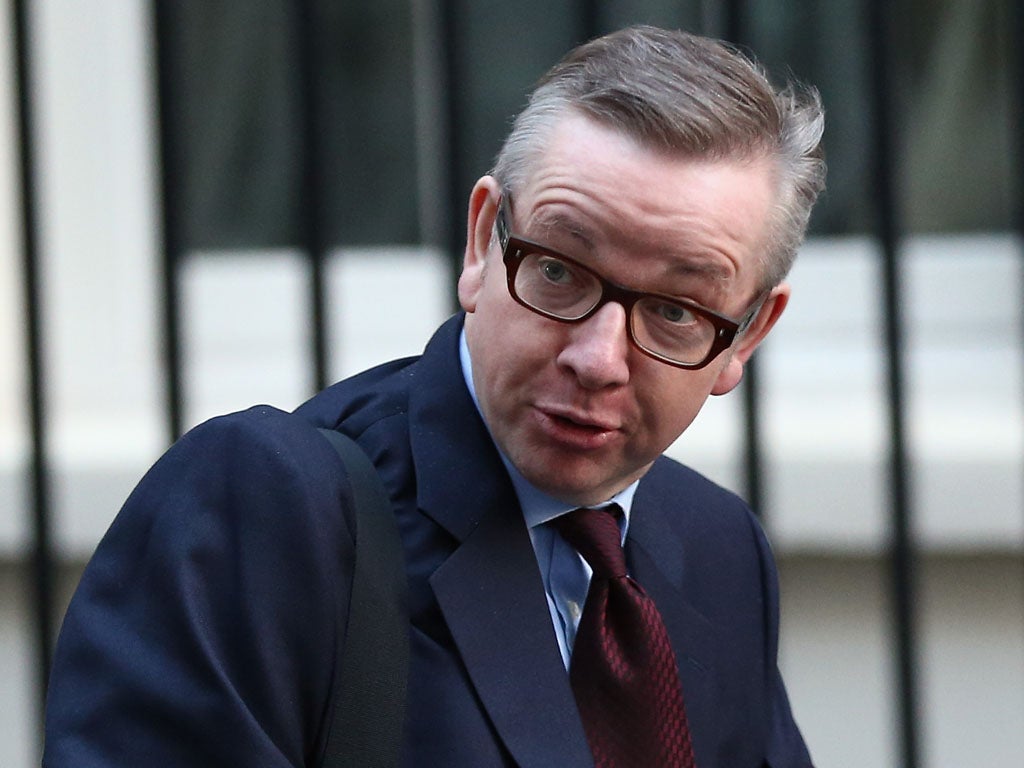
[[494, 193, 769, 371]]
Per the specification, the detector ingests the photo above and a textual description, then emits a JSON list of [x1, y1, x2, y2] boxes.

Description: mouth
[[534, 406, 620, 449], [552, 412, 615, 431]]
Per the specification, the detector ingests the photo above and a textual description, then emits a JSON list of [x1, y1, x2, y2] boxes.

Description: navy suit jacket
[[44, 314, 812, 767]]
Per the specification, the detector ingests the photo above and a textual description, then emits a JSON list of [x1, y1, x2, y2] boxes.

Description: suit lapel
[[407, 317, 593, 767], [431, 501, 593, 768]]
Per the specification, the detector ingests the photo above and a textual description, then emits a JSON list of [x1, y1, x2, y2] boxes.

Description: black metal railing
[[17, 2, 1021, 766], [152, 1, 186, 445], [14, 0, 54, 734], [866, 2, 920, 765]]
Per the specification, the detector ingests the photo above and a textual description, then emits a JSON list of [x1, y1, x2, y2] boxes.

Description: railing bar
[[12, 0, 55, 729], [719, 0, 766, 515], [411, 0, 450, 252], [1014, 0, 1024, 553], [295, 0, 330, 392], [578, 0, 600, 42], [866, 1, 920, 766], [739, 353, 764, 512], [439, 0, 465, 308], [151, 1, 185, 440]]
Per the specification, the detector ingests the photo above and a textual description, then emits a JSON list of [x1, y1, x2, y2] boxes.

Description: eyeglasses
[[495, 194, 767, 370]]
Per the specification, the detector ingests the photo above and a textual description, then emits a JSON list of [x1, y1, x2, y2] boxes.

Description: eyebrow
[[527, 210, 736, 286], [527, 211, 598, 253], [664, 256, 735, 284]]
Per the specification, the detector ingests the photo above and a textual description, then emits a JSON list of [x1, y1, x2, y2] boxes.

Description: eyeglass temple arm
[[736, 290, 773, 336]]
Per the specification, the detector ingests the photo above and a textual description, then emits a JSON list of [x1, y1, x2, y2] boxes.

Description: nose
[[555, 302, 631, 390]]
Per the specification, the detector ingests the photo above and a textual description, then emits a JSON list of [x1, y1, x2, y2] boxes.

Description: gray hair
[[491, 25, 826, 289]]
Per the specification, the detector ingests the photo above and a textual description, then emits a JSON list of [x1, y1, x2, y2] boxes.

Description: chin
[[520, 462, 621, 506]]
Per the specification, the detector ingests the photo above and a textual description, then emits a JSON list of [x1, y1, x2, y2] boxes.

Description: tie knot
[[553, 507, 626, 578]]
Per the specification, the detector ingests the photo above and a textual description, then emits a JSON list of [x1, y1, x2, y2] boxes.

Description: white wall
[[0, 3, 1021, 767]]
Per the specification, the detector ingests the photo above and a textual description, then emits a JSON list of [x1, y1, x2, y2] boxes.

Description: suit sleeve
[[747, 514, 815, 768], [43, 407, 355, 768]]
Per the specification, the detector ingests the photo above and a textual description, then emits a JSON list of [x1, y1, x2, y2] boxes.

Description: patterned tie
[[554, 507, 696, 768]]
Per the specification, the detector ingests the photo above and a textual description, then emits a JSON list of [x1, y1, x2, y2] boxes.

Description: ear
[[711, 283, 791, 395], [457, 176, 502, 313]]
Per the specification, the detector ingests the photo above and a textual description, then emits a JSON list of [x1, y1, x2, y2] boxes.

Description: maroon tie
[[554, 507, 696, 768]]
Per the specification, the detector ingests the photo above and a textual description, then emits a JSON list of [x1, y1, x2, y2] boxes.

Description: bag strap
[[317, 428, 409, 768]]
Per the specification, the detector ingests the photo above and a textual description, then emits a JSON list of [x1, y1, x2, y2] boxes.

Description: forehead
[[514, 114, 777, 299]]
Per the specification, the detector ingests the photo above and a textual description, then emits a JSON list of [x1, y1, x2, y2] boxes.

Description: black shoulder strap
[[317, 428, 409, 768]]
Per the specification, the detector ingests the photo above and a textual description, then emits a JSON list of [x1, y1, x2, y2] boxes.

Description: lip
[[533, 405, 622, 450]]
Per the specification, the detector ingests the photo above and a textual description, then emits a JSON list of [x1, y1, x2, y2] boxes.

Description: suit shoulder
[[171, 404, 345, 485], [294, 356, 419, 437], [121, 405, 357, 564], [645, 455, 750, 517], [640, 455, 773, 553], [47, 405, 354, 766]]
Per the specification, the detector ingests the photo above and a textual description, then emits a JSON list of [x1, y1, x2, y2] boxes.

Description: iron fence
[[13, 1, 1022, 766]]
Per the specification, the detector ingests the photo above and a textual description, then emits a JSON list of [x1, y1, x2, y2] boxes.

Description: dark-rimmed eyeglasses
[[495, 194, 767, 370]]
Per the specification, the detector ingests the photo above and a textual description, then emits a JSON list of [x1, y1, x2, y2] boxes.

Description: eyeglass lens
[[513, 252, 718, 366]]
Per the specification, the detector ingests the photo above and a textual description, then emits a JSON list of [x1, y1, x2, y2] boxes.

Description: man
[[45, 25, 825, 768]]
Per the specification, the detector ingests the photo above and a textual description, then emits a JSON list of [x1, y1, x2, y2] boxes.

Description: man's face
[[459, 113, 788, 506]]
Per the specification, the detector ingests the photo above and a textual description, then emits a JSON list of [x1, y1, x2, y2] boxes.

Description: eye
[[538, 256, 572, 284], [654, 302, 696, 324]]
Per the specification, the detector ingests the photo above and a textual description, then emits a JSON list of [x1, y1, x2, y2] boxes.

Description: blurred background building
[[0, 1, 1021, 766]]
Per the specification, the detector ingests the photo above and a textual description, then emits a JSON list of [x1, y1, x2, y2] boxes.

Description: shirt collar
[[458, 328, 637, 537]]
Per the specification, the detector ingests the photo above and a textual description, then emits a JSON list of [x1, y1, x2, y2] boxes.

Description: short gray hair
[[491, 25, 826, 289]]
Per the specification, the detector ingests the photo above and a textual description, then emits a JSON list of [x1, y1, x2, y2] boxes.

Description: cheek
[[633, 369, 717, 446], [483, 322, 557, 389], [469, 304, 551, 396]]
